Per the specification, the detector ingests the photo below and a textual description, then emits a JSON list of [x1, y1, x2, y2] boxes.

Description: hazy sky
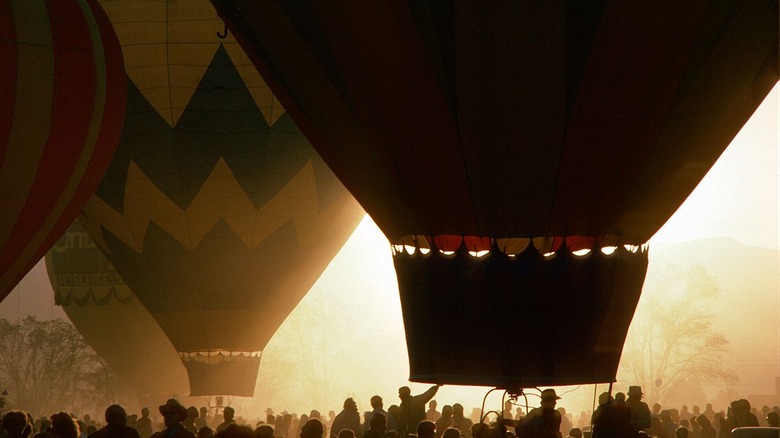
[[651, 83, 779, 249]]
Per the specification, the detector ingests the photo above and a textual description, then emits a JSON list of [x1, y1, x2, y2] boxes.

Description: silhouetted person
[[626, 387, 650, 434], [301, 420, 323, 438], [398, 386, 440, 438], [427, 403, 441, 423], [441, 429, 460, 438], [152, 399, 196, 438], [733, 400, 758, 427], [557, 409, 571, 438], [592, 393, 617, 438], [363, 414, 386, 438], [766, 412, 779, 428], [451, 404, 472, 438], [195, 410, 209, 433], [675, 428, 689, 438], [49, 414, 79, 438], [434, 407, 453, 438], [3, 411, 32, 438], [567, 429, 581, 438], [136, 409, 152, 438], [254, 426, 273, 438], [702, 406, 715, 426], [417, 422, 434, 438], [218, 409, 236, 434], [88, 405, 139, 438], [223, 425, 255, 438], [696, 416, 714, 438], [198, 428, 213, 438], [365, 397, 396, 433], [516, 389, 562, 438], [182, 408, 198, 435], [660, 411, 678, 438], [332, 399, 362, 438]]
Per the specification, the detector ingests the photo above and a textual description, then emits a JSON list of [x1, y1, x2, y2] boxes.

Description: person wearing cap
[[626, 386, 651, 433], [516, 389, 562, 438], [152, 400, 196, 438], [398, 385, 440, 438]]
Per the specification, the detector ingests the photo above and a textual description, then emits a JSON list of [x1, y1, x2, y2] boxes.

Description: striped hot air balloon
[[79, 0, 364, 397], [0, 0, 126, 299]]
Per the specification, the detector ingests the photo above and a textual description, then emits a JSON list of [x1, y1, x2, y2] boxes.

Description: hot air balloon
[[79, 0, 364, 397], [45, 220, 189, 404], [0, 0, 125, 300], [211, 1, 779, 389]]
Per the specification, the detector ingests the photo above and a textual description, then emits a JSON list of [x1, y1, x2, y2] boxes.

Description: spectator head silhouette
[[371, 396, 384, 410], [105, 405, 127, 427], [452, 404, 465, 418], [3, 411, 32, 438], [766, 412, 779, 427], [159, 399, 188, 428], [441, 406, 453, 418], [224, 407, 235, 422], [141, 408, 150, 418], [199, 427, 214, 438], [301, 419, 323, 438], [674, 427, 688, 438], [442, 429, 460, 438], [337, 430, 355, 438], [569, 428, 582, 438], [615, 393, 626, 403], [429, 401, 437, 410], [254, 425, 273, 438], [49, 413, 78, 438], [188, 407, 199, 421], [398, 387, 411, 402], [344, 398, 358, 411], [540, 389, 561, 409], [417, 421, 435, 438]]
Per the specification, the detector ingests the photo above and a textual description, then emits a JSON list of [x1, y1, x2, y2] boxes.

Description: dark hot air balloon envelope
[[211, 0, 778, 388]]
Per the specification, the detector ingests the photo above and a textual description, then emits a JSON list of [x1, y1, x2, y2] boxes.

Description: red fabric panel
[[0, 1, 15, 168], [0, 0, 97, 271], [34, 0, 125, 286]]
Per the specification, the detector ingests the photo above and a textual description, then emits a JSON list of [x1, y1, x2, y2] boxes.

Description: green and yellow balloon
[[80, 0, 364, 397]]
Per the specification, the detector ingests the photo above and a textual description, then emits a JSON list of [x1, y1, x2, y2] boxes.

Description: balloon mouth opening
[[179, 350, 262, 364], [391, 235, 649, 259]]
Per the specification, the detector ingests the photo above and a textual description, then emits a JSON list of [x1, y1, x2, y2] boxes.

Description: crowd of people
[[1, 385, 778, 438]]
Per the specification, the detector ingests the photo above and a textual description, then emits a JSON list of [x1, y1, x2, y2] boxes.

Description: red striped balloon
[[0, 0, 126, 300]]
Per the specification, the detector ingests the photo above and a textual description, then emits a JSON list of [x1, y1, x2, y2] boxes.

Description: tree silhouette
[[618, 264, 737, 405], [0, 316, 132, 417]]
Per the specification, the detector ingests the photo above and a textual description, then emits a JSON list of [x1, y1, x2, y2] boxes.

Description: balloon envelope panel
[[82, 0, 363, 396]]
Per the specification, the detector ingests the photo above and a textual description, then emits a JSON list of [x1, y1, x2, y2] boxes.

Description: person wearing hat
[[516, 389, 562, 438], [152, 400, 196, 438], [626, 386, 651, 433]]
